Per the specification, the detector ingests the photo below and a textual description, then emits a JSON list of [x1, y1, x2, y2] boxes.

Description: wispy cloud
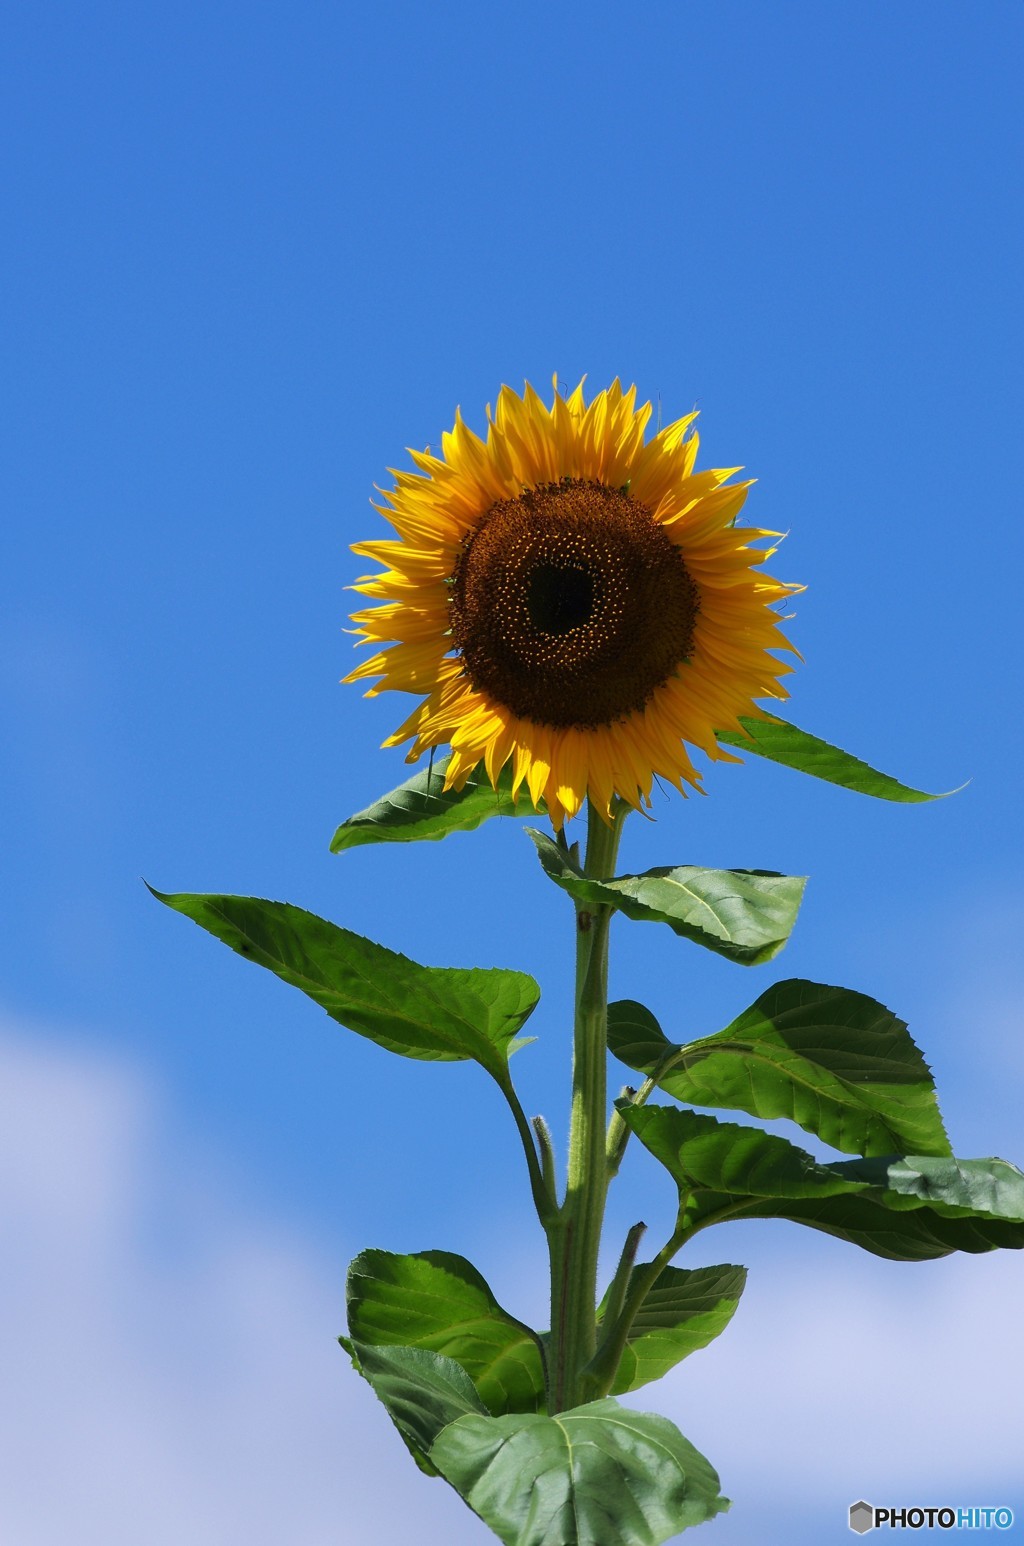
[[0, 1018, 486, 1545], [2, 1016, 1020, 1546], [654, 1236, 1023, 1541]]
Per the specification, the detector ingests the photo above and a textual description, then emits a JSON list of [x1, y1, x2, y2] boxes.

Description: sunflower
[[347, 378, 799, 828]]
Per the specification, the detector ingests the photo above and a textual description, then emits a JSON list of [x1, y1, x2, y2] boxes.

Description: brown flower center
[[448, 479, 699, 728]]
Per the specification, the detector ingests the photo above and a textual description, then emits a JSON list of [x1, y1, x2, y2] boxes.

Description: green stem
[[497, 1073, 559, 1227], [605, 1076, 655, 1181], [598, 1220, 647, 1345], [586, 1204, 691, 1399], [532, 1115, 558, 1204], [605, 1041, 709, 1181], [547, 799, 627, 1413]]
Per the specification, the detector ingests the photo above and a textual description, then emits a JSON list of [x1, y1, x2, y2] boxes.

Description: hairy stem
[[605, 1041, 709, 1181], [598, 1221, 648, 1351], [532, 1114, 558, 1203], [605, 1077, 655, 1181], [586, 1206, 691, 1399], [497, 1074, 559, 1227], [546, 799, 626, 1412]]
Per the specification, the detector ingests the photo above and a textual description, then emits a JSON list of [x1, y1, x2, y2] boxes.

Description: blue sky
[[2, 4, 1022, 1542]]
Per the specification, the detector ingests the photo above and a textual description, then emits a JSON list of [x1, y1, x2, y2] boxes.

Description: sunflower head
[[347, 378, 799, 828]]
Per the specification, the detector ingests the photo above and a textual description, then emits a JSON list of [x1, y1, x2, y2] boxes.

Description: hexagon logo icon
[[849, 1500, 874, 1534]]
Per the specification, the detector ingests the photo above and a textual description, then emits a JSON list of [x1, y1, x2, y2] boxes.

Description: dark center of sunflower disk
[[448, 479, 699, 728]]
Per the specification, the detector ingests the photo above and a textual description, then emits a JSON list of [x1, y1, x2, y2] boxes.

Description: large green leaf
[[623, 1105, 1024, 1262], [346, 1249, 546, 1415], [150, 889, 538, 1078], [349, 1341, 487, 1455], [716, 716, 950, 801], [835, 1153, 1024, 1224], [432, 1398, 727, 1544], [598, 1263, 746, 1396], [528, 830, 805, 966], [608, 980, 951, 1158], [352, 1343, 727, 1542], [331, 757, 542, 852]]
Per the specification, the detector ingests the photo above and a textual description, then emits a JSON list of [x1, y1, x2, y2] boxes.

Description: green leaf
[[771, 1156, 1024, 1258], [331, 756, 542, 852], [351, 1341, 488, 1456], [598, 1264, 746, 1396], [431, 1397, 727, 1544], [339, 1338, 442, 1478], [716, 715, 953, 802], [842, 1154, 1024, 1218], [528, 830, 805, 966], [622, 1104, 1024, 1262], [608, 980, 951, 1158], [346, 1250, 546, 1416], [627, 1104, 860, 1202], [150, 889, 538, 1079]]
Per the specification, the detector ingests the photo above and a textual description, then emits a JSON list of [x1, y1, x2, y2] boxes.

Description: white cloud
[[654, 1236, 1024, 1537], [1, 1017, 1021, 1546], [0, 1019, 487, 1546]]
